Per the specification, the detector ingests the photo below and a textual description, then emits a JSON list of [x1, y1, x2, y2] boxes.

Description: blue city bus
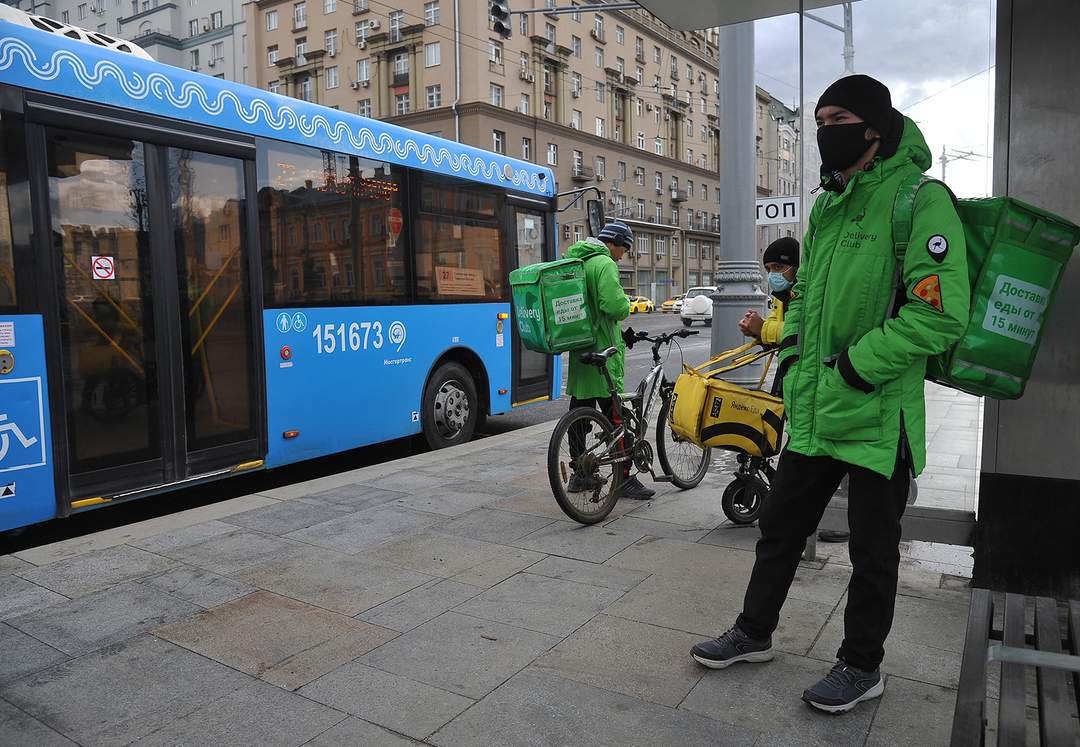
[[0, 7, 559, 533]]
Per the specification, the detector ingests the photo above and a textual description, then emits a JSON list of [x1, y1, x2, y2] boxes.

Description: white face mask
[[767, 272, 793, 293]]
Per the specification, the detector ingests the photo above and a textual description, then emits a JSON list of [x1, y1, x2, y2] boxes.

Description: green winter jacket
[[565, 238, 631, 399], [777, 116, 969, 478]]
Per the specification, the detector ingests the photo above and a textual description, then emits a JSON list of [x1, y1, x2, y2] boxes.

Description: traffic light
[[491, 0, 512, 40]]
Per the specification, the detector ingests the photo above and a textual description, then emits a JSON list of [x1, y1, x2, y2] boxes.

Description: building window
[[654, 138, 663, 155], [492, 130, 505, 154], [299, 76, 313, 102], [326, 66, 338, 88], [545, 23, 555, 52], [358, 98, 371, 117], [637, 67, 643, 85], [490, 84, 503, 107], [593, 14, 603, 38], [295, 37, 308, 65], [396, 92, 410, 115], [574, 225, 583, 242], [425, 84, 441, 108], [595, 47, 603, 68], [637, 199, 645, 219], [189, 19, 199, 36], [424, 0, 439, 25], [617, 162, 626, 181], [654, 45, 660, 63], [190, 50, 200, 68], [637, 131, 645, 149], [267, 45, 278, 66], [573, 149, 583, 171], [357, 59, 370, 81], [547, 142, 557, 165], [571, 110, 581, 130], [595, 117, 604, 137], [292, 3, 304, 28], [78, 3, 87, 19], [269, 80, 280, 94], [425, 41, 441, 66], [389, 10, 403, 42], [595, 156, 605, 179], [489, 40, 503, 65], [519, 94, 529, 115], [394, 52, 408, 76], [572, 35, 581, 57], [595, 81, 604, 102], [522, 137, 531, 160], [324, 0, 335, 12], [615, 25, 624, 44], [211, 41, 224, 60], [356, 20, 369, 44], [519, 13, 528, 36], [62, 10, 70, 23], [325, 28, 338, 54], [571, 72, 582, 96], [616, 57, 624, 74]]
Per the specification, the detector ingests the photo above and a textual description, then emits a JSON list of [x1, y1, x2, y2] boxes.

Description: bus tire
[[422, 362, 478, 449]]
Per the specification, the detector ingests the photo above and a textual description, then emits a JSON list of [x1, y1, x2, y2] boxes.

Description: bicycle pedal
[[653, 475, 672, 483]]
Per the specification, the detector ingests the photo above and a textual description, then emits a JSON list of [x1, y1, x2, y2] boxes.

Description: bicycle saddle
[[578, 347, 618, 366]]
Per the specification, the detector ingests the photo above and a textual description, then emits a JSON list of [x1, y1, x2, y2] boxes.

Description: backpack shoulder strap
[[891, 174, 958, 261]]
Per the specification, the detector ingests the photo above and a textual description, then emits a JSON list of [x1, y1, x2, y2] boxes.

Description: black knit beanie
[[815, 74, 897, 140], [762, 237, 800, 268]]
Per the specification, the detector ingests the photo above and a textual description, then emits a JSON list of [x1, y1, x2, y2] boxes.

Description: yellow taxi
[[660, 294, 684, 313], [627, 295, 655, 313]]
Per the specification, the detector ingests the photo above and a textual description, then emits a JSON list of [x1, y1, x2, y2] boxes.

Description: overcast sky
[[753, 0, 995, 198]]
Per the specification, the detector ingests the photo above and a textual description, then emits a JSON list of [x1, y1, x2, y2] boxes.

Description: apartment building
[[6, 0, 251, 83], [10, 0, 797, 302]]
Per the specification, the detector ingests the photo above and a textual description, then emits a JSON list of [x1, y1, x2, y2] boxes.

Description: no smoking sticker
[[91, 256, 115, 280]]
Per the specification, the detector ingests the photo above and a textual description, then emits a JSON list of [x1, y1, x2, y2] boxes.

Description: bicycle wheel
[[548, 407, 625, 524], [655, 395, 712, 490]]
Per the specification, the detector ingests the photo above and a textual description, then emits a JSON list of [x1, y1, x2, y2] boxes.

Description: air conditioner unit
[[562, 225, 571, 240], [646, 103, 653, 111], [190, 65, 199, 71], [590, 29, 603, 41], [357, 40, 366, 49], [597, 174, 604, 181], [360, 79, 370, 87], [656, 188, 663, 195], [571, 89, 580, 98], [369, 19, 380, 29], [664, 114, 671, 121], [207, 59, 215, 67], [202, 24, 209, 32], [351, 81, 360, 90], [328, 49, 336, 57], [515, 105, 523, 113], [519, 71, 533, 82]]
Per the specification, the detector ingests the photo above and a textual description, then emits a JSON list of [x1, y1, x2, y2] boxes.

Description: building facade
[[7, 0, 251, 83], [10, 0, 797, 303]]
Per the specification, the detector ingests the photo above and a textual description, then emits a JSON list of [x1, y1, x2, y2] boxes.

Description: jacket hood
[[566, 237, 611, 260], [877, 115, 932, 175]]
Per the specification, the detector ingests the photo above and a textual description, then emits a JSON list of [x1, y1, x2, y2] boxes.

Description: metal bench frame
[[951, 588, 1080, 747]]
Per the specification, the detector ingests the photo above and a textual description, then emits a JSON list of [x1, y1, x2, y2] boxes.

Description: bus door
[[506, 195, 555, 405], [28, 99, 264, 505]]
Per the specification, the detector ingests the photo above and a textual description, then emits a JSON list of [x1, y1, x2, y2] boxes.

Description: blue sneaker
[[690, 625, 774, 669], [801, 660, 884, 713]]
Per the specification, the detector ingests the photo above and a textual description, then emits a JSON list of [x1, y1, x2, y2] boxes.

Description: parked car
[[680, 286, 717, 326], [628, 295, 655, 313], [661, 294, 684, 313]]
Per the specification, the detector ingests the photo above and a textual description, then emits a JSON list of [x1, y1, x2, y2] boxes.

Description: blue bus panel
[[0, 316, 56, 531], [264, 304, 513, 468]]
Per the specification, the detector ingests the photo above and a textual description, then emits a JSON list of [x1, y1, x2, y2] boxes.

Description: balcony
[[590, 28, 606, 43], [393, 72, 409, 86], [670, 188, 688, 202], [571, 165, 594, 181]]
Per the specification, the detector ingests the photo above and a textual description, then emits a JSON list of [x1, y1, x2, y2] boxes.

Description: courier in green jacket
[[564, 221, 654, 499], [691, 75, 968, 714]]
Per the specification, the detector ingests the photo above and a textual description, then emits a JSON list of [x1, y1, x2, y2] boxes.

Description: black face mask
[[817, 121, 877, 176]]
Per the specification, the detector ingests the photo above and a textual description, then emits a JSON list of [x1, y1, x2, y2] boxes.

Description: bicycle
[[547, 328, 712, 524]]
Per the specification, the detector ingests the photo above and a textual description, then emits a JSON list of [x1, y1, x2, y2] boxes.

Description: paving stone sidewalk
[[2, 413, 976, 747]]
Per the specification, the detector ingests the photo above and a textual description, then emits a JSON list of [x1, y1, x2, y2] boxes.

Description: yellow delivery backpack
[[668, 341, 785, 458]]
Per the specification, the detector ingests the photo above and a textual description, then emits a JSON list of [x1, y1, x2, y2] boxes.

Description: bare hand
[[738, 309, 764, 337]]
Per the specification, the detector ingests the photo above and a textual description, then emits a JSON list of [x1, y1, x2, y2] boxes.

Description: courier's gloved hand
[[622, 326, 637, 349]]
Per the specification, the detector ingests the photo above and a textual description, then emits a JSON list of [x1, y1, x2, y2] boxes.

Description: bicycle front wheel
[[548, 407, 625, 524], [656, 395, 712, 489]]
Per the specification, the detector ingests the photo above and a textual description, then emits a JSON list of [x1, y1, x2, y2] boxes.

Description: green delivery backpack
[[893, 175, 1080, 399], [509, 258, 596, 354]]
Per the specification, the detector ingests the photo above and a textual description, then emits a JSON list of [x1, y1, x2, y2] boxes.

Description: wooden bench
[[950, 588, 1080, 746]]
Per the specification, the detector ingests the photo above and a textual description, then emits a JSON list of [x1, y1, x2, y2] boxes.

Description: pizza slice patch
[[912, 275, 943, 312]]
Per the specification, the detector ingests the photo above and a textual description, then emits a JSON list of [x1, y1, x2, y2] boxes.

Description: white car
[[680, 286, 717, 326]]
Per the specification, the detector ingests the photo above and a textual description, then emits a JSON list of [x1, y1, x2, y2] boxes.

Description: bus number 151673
[[312, 322, 384, 354]]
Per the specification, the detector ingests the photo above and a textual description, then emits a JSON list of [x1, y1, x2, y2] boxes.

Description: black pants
[[735, 444, 910, 672], [568, 396, 629, 478]]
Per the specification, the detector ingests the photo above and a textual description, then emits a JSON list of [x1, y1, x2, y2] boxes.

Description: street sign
[[755, 196, 800, 226]]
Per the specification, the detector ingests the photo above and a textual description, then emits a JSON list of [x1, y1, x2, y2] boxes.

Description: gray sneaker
[[567, 471, 598, 493], [801, 660, 884, 713], [690, 625, 774, 669]]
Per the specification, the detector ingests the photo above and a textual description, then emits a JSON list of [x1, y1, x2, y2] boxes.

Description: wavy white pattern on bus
[[0, 35, 546, 191]]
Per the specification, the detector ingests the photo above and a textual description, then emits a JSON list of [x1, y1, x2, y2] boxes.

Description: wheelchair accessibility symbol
[[0, 414, 38, 464]]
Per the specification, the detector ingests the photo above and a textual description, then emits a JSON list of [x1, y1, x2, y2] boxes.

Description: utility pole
[[939, 145, 986, 181], [805, 2, 855, 75]]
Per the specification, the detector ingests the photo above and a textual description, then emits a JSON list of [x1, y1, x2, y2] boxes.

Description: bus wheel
[[422, 362, 478, 449]]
